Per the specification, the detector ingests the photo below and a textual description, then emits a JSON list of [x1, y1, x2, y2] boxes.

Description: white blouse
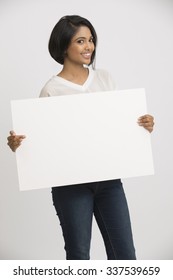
[[39, 67, 115, 97]]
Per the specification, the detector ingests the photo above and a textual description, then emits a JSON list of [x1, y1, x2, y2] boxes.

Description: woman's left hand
[[137, 114, 154, 133]]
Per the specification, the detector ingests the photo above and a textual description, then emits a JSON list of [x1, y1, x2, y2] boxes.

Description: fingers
[[138, 114, 155, 133], [7, 131, 26, 152]]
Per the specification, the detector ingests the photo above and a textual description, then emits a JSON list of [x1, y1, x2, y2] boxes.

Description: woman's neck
[[57, 63, 89, 85]]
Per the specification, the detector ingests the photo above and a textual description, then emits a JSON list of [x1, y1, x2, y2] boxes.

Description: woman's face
[[65, 26, 95, 66]]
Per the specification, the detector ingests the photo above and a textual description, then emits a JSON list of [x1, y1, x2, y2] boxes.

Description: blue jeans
[[52, 179, 136, 260]]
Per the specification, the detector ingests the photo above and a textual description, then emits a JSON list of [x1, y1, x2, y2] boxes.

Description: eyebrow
[[73, 36, 93, 42]]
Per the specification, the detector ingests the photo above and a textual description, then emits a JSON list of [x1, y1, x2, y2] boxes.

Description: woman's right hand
[[7, 130, 26, 152]]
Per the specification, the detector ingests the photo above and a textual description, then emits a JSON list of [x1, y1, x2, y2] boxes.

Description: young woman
[[7, 15, 154, 260]]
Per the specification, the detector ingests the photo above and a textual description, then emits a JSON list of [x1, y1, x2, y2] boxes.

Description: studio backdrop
[[0, 0, 173, 259]]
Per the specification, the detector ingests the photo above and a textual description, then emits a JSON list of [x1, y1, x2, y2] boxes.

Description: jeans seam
[[52, 191, 71, 258], [94, 202, 118, 259]]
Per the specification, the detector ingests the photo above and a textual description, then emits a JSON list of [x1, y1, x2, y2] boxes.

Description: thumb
[[10, 130, 16, 136]]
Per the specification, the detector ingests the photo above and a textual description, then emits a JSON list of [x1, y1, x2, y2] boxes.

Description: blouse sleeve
[[97, 69, 116, 91], [106, 71, 116, 90], [39, 86, 51, 97]]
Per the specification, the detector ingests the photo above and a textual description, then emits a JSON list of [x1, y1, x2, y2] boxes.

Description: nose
[[84, 41, 92, 51], [84, 43, 90, 51]]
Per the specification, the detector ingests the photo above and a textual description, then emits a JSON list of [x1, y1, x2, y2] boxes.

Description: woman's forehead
[[72, 26, 92, 39]]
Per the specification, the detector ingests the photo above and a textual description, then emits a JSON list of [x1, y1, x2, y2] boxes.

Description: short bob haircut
[[48, 15, 97, 66]]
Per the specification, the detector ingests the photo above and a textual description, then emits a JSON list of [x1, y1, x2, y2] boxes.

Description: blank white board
[[11, 88, 154, 191]]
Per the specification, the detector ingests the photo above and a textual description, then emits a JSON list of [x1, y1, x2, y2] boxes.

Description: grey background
[[0, 0, 173, 259]]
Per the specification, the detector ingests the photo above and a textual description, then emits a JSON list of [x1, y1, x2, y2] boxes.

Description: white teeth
[[82, 53, 91, 58]]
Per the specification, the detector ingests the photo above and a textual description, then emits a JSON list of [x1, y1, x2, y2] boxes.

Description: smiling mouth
[[81, 53, 92, 59]]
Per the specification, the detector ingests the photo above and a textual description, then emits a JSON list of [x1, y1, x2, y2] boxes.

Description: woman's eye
[[77, 40, 84, 44], [76, 38, 94, 45]]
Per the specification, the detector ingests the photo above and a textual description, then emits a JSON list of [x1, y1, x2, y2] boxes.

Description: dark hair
[[48, 15, 97, 65]]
